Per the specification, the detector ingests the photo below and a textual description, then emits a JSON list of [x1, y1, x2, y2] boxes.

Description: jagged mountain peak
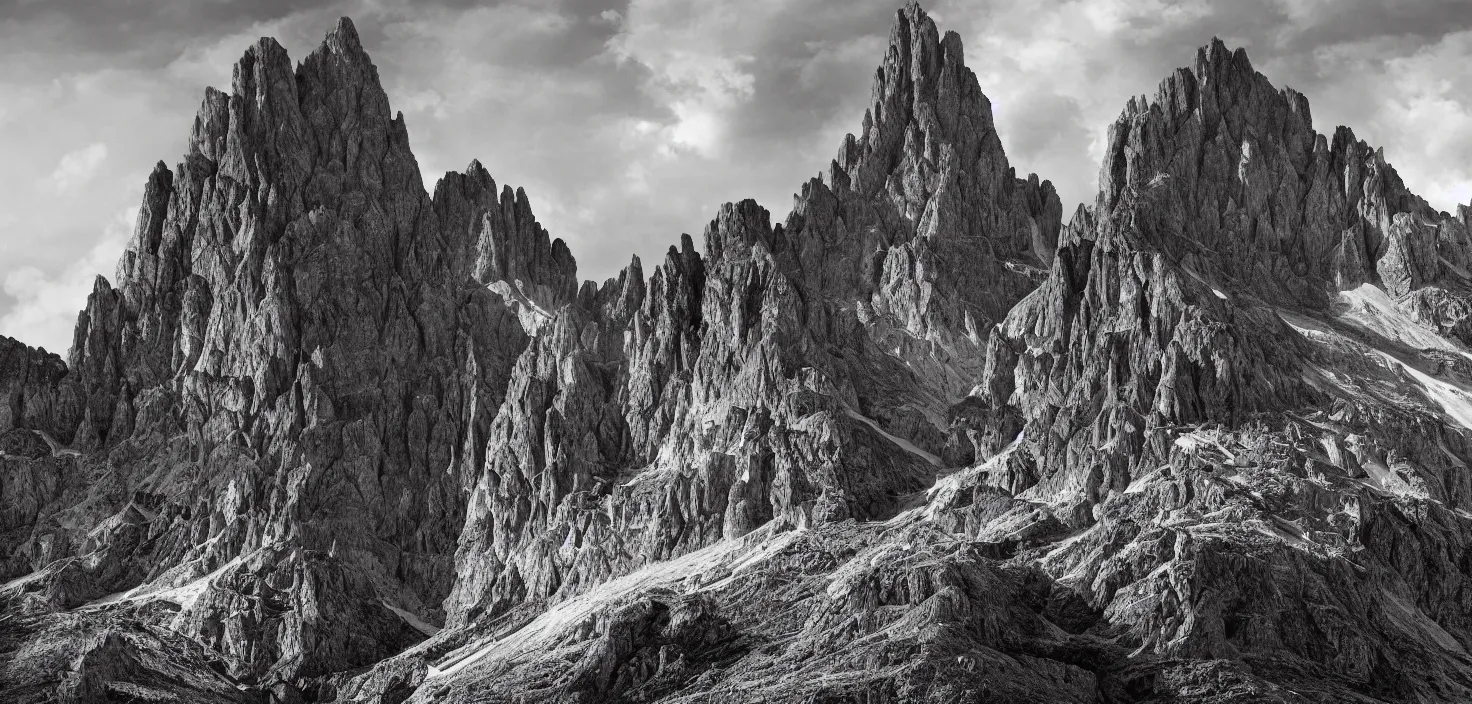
[[833, 1, 1014, 204], [873, 3, 978, 129], [1091, 33, 1465, 312], [297, 16, 392, 116], [319, 16, 366, 57], [229, 16, 374, 96], [1196, 36, 1255, 78], [871, 2, 970, 133], [9, 4, 1472, 702]]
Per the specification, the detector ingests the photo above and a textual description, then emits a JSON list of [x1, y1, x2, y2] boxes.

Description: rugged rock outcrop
[[2, 16, 544, 695], [7, 3, 1472, 703], [441, 3, 1061, 631], [0, 337, 78, 442], [965, 34, 1472, 702]]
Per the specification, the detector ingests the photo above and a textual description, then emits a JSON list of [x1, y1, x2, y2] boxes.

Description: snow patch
[[489, 280, 554, 335], [82, 588, 142, 609], [0, 571, 43, 591], [1124, 465, 1168, 494], [1339, 284, 1466, 356], [33, 429, 80, 458], [1357, 449, 1396, 493], [75, 552, 251, 612], [1180, 265, 1229, 301], [1379, 351, 1472, 431], [1249, 517, 1313, 551]]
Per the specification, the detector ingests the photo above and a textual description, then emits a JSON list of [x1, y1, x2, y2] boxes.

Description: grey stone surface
[[6, 4, 1472, 702]]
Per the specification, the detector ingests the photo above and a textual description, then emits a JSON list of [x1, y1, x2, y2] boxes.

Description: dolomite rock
[[8, 3, 1472, 703], [434, 159, 579, 313], [441, 2, 1062, 631], [966, 32, 1472, 702], [2, 16, 539, 696], [0, 337, 78, 441], [0, 593, 264, 703]]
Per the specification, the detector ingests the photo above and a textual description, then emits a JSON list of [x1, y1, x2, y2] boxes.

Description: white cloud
[[397, 88, 448, 119], [1364, 31, 1472, 211], [164, 11, 329, 90], [1078, 0, 1213, 37], [608, 0, 760, 158], [46, 142, 108, 193], [4, 0, 1472, 339], [0, 205, 136, 356]]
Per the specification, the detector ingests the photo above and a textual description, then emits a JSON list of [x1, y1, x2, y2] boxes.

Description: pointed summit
[[326, 16, 364, 53], [778, 2, 1060, 381], [302, 16, 381, 93], [839, 2, 996, 198], [1093, 37, 1440, 308], [0, 12, 536, 684]]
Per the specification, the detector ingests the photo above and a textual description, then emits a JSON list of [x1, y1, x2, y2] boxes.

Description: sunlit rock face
[[6, 3, 1472, 702], [0, 17, 535, 690], [441, 2, 1063, 634]]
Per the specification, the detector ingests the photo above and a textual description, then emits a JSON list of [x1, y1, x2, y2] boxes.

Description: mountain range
[[5, 3, 1472, 702]]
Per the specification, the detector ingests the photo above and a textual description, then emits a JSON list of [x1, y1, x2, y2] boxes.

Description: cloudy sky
[[1, 0, 1470, 355]]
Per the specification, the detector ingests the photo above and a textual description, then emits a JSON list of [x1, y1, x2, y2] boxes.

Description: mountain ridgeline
[[4, 4, 1472, 702]]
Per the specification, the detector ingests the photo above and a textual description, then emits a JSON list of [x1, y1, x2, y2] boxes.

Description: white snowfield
[[489, 279, 554, 335], [0, 570, 44, 592], [1277, 283, 1472, 433], [1338, 284, 1470, 359], [427, 524, 799, 679], [1381, 352, 1472, 432], [75, 551, 252, 612]]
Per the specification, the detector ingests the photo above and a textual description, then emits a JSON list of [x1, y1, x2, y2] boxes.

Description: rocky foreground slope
[[5, 4, 1472, 702]]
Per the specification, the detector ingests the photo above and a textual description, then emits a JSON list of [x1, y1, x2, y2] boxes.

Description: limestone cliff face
[[980, 37, 1472, 512], [434, 159, 580, 316], [0, 337, 76, 443], [8, 4, 1472, 703], [441, 3, 1061, 629], [1083, 41, 1433, 306], [0, 18, 539, 687], [966, 35, 1472, 700]]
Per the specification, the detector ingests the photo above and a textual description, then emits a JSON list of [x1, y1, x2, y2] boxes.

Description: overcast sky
[[2, 0, 1471, 355]]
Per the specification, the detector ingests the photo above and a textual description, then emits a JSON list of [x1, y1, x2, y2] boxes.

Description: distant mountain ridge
[[4, 4, 1472, 702]]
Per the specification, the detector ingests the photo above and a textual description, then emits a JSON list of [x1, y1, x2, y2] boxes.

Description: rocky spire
[[442, 3, 1064, 627], [0, 17, 537, 688], [0, 336, 75, 441], [1092, 37, 1450, 309], [782, 2, 1061, 395], [16, 7, 1472, 703], [432, 159, 579, 313]]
